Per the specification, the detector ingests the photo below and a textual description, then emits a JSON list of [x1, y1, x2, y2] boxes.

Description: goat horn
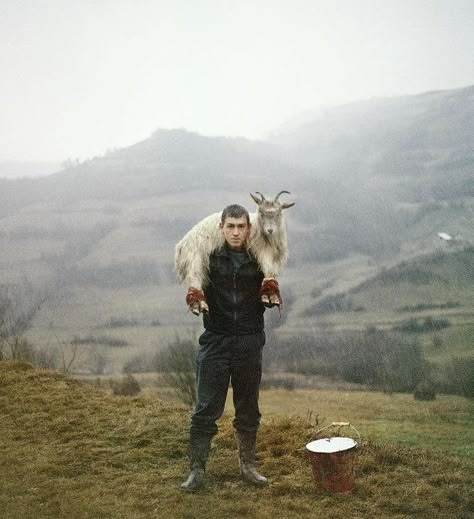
[[254, 192, 266, 202], [274, 190, 291, 202]]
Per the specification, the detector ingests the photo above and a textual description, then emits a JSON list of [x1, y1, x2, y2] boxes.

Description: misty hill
[[1, 85, 473, 255], [0, 130, 298, 213], [272, 85, 474, 261], [301, 247, 474, 319], [0, 85, 473, 372], [272, 86, 473, 193], [0, 160, 61, 179]]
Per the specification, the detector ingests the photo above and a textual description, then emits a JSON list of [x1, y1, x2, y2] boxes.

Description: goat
[[174, 191, 295, 313]]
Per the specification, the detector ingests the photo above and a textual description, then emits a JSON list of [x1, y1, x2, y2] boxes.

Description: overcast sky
[[1, 0, 473, 162]]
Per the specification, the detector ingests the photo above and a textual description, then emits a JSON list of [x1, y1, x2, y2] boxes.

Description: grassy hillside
[[6, 244, 472, 376], [1, 361, 473, 518]]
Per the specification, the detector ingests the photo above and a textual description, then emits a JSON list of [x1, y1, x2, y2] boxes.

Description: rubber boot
[[237, 431, 268, 486], [180, 435, 211, 492], [180, 467, 205, 492]]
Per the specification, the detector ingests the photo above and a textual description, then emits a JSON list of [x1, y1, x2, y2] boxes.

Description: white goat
[[174, 191, 295, 311]]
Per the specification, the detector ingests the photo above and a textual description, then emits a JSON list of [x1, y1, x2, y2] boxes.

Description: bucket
[[305, 422, 360, 494]]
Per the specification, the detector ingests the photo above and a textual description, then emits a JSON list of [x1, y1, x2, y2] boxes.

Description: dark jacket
[[203, 246, 265, 335]]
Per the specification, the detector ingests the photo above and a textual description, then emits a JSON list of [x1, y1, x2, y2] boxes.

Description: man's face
[[220, 216, 251, 250]]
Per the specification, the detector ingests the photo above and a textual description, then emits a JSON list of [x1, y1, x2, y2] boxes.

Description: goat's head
[[250, 191, 295, 238]]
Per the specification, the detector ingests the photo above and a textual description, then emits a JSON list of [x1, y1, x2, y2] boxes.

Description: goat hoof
[[261, 295, 270, 305], [269, 295, 280, 306], [191, 303, 201, 315], [200, 301, 209, 313]]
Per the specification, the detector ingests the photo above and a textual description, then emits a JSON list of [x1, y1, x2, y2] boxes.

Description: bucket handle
[[309, 422, 361, 444]]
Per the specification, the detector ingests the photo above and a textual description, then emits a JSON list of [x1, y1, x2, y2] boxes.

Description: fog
[[1, 0, 474, 163], [0, 2, 472, 394]]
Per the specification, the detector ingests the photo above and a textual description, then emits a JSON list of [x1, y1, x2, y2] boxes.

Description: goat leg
[[199, 300, 209, 314], [186, 288, 209, 315], [269, 293, 280, 306], [259, 278, 281, 308]]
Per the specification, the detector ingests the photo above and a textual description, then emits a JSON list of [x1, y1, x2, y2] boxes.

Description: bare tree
[[88, 346, 108, 375], [157, 334, 198, 407], [54, 336, 79, 373], [0, 284, 48, 363]]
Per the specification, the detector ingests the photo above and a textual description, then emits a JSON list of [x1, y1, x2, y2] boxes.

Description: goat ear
[[250, 192, 263, 205], [281, 202, 295, 209]]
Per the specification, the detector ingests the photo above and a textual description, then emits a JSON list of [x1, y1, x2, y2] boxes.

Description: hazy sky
[[1, 0, 473, 161]]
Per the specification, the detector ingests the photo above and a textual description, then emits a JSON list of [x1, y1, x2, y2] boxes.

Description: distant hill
[[272, 86, 474, 180], [0, 85, 473, 371], [0, 160, 61, 179]]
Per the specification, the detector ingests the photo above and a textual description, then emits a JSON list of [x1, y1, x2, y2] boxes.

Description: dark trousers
[[190, 330, 265, 440]]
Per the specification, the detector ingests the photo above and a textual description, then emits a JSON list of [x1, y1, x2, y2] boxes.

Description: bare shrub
[[431, 335, 444, 351], [414, 380, 436, 401], [56, 339, 79, 373], [34, 347, 60, 370], [88, 347, 108, 375], [444, 358, 474, 398], [110, 374, 141, 396], [0, 283, 50, 367], [71, 335, 128, 347], [260, 375, 296, 391], [0, 284, 46, 341], [264, 327, 429, 393], [7, 336, 36, 363], [156, 335, 198, 407], [123, 352, 157, 374]]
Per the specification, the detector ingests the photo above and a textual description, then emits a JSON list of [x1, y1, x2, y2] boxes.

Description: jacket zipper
[[233, 272, 238, 330]]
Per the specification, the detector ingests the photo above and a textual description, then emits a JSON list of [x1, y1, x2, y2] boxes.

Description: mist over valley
[[1, 86, 473, 392]]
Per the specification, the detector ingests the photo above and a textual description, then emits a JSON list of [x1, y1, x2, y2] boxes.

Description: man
[[181, 204, 273, 491]]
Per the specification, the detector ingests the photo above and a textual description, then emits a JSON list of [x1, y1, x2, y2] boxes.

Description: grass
[[424, 323, 474, 363], [258, 389, 474, 459], [1, 361, 473, 519]]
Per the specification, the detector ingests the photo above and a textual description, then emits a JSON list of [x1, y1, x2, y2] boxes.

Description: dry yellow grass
[[1, 361, 473, 519]]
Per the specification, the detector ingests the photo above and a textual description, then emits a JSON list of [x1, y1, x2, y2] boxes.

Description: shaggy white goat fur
[[174, 192, 294, 290]]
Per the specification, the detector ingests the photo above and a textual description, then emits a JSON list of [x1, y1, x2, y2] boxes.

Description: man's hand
[[259, 278, 282, 308], [186, 287, 209, 315]]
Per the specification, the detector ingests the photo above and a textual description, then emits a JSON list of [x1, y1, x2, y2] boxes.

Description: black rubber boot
[[237, 431, 268, 486], [180, 435, 211, 492]]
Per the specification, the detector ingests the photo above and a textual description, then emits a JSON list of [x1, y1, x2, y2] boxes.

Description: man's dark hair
[[221, 204, 250, 225]]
